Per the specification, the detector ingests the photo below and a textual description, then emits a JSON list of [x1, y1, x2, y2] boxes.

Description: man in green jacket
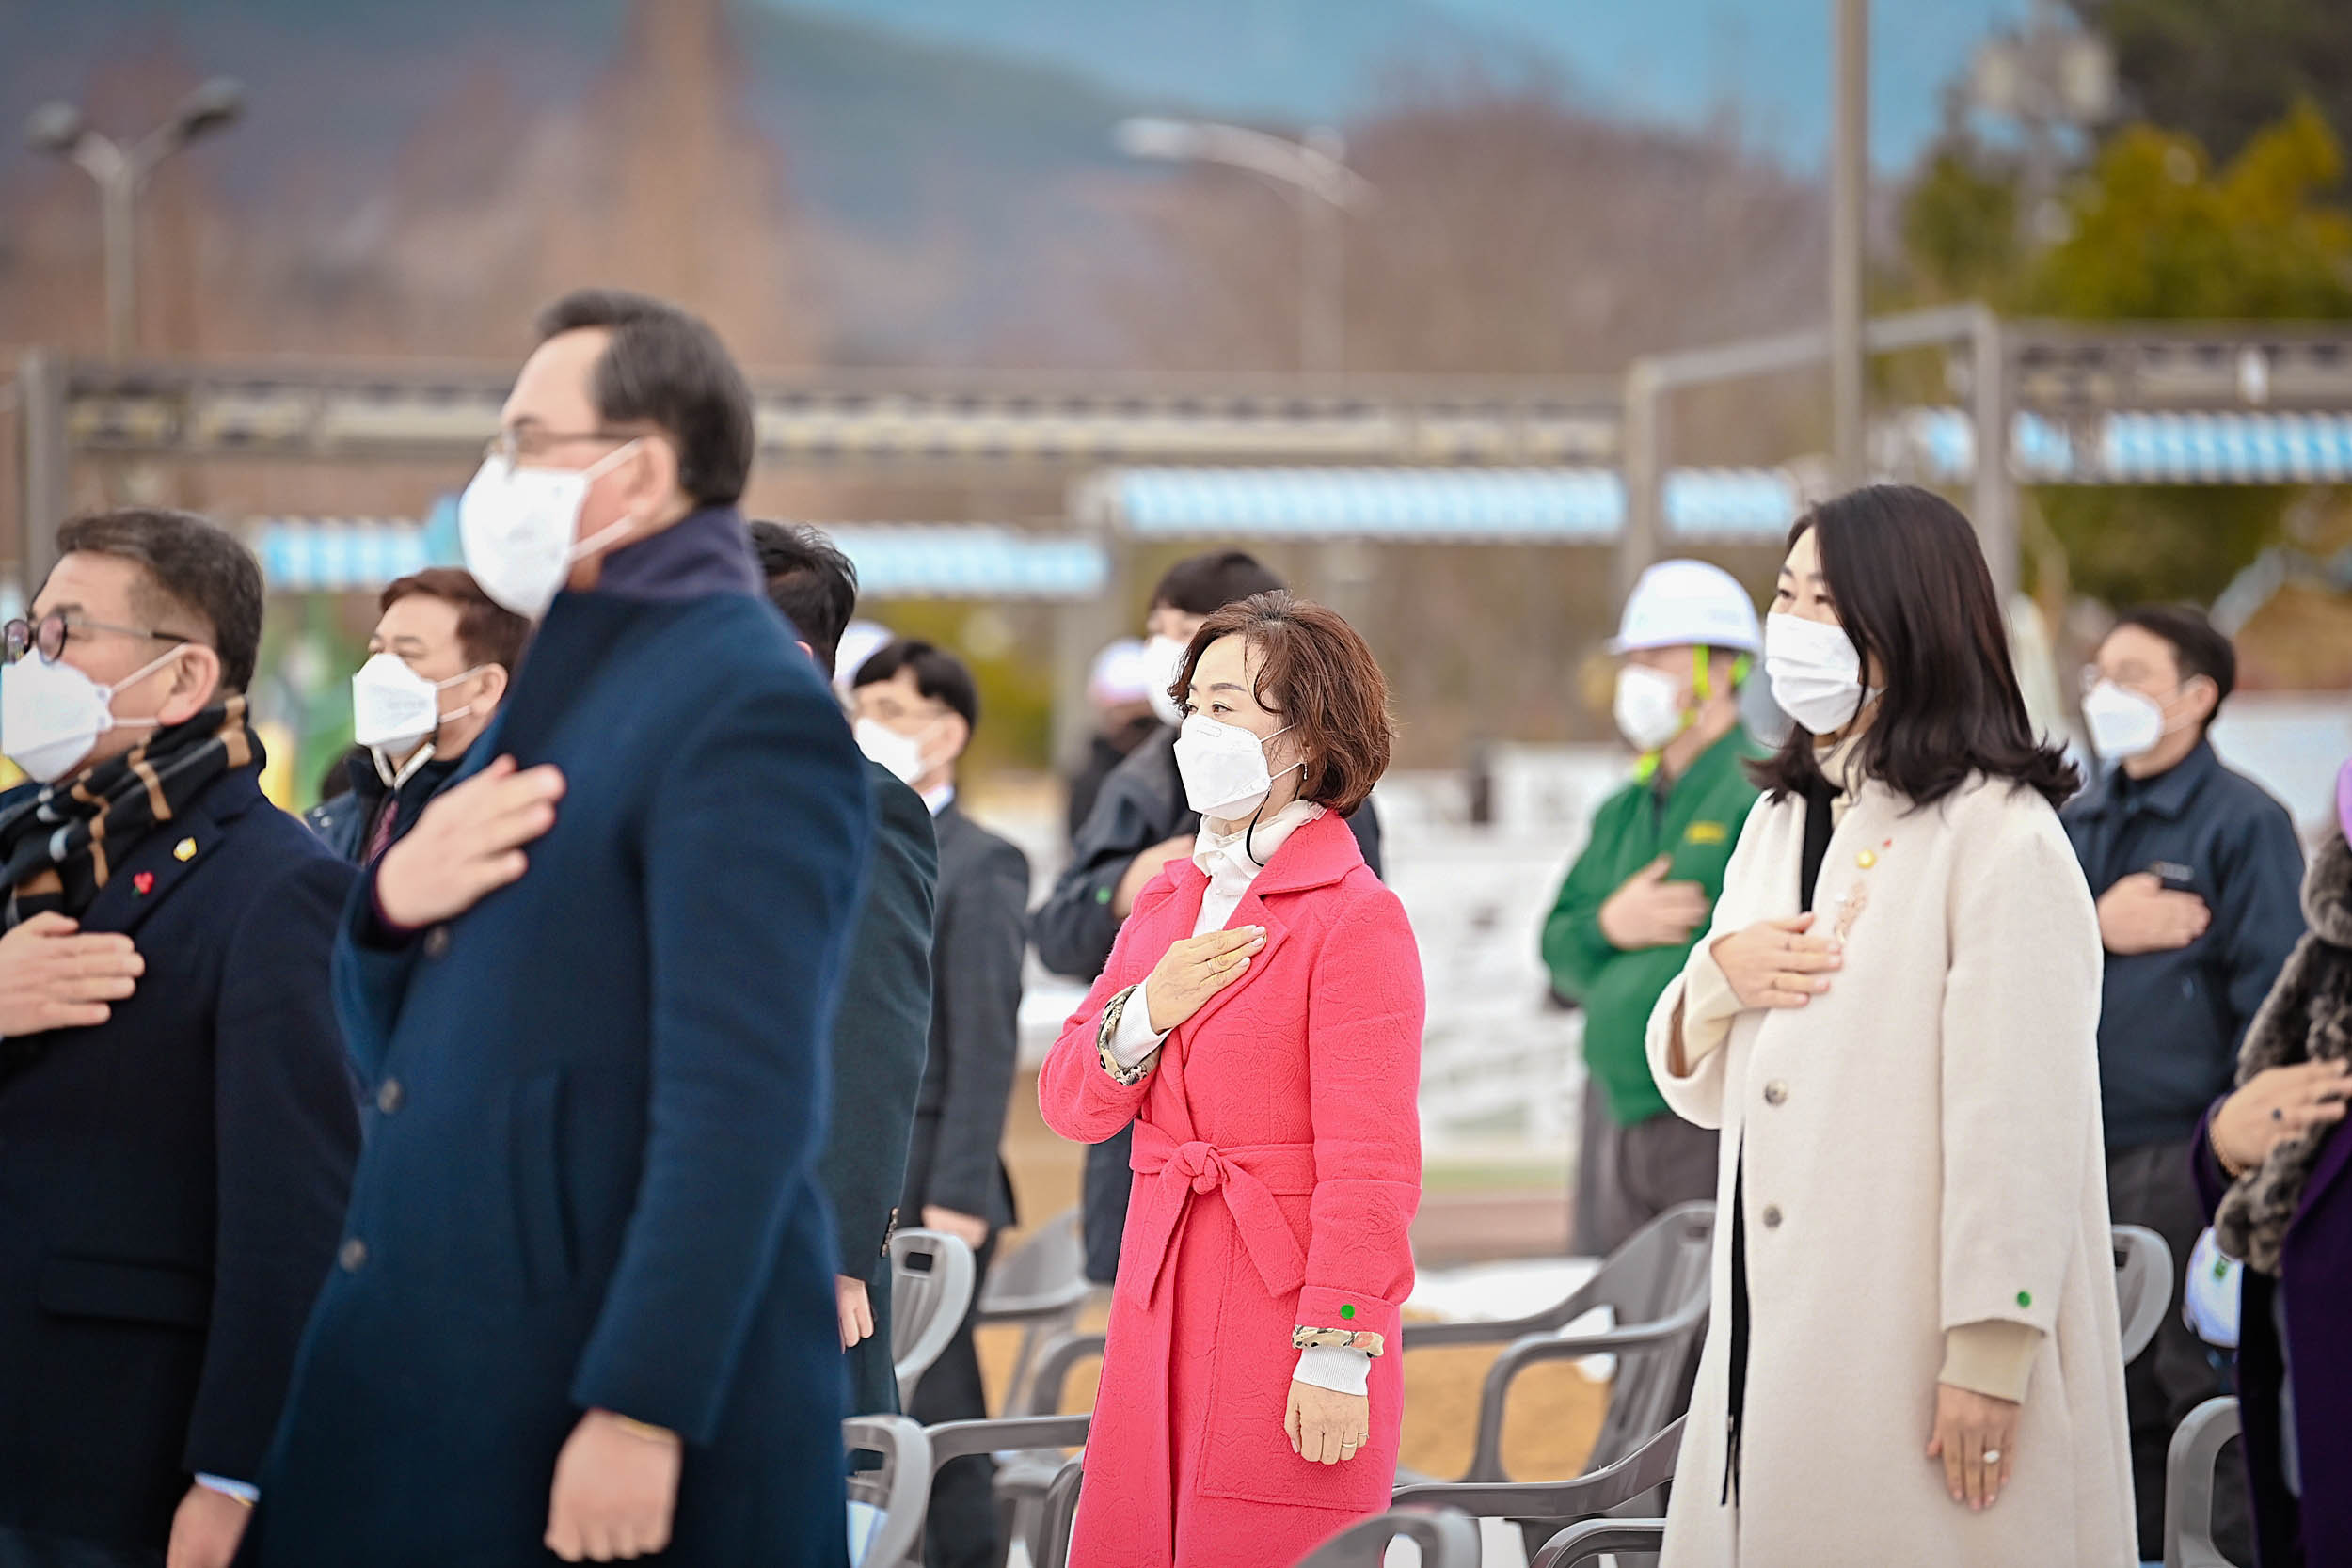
[[1543, 560, 1765, 1256]]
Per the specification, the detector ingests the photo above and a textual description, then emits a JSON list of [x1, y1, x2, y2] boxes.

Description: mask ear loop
[[1242, 726, 1307, 867]]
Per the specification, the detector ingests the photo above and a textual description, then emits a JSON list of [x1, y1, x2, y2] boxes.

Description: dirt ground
[[989, 1070, 1608, 1482]]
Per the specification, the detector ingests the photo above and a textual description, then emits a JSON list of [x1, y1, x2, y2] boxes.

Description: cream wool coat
[[1644, 771, 2136, 1567]]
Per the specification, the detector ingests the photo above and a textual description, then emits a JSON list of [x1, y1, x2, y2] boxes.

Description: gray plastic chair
[[2114, 1223, 2176, 1365], [843, 1415, 931, 1568], [1391, 1414, 1684, 1546], [2164, 1396, 2245, 1568], [976, 1208, 1090, 1418], [1293, 1506, 1486, 1568], [1531, 1517, 1669, 1568], [912, 1413, 1092, 1568], [1407, 1202, 1713, 1483], [1027, 1455, 1084, 1568], [890, 1227, 977, 1408]]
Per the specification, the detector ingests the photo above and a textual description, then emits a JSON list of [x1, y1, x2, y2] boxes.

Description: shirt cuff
[[194, 1474, 258, 1505], [1292, 1345, 1371, 1396], [1106, 983, 1169, 1069], [1676, 942, 1741, 1068], [1939, 1320, 2042, 1403]]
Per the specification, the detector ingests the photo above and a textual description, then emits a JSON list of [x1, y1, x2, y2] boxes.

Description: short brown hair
[[1172, 591, 1392, 815], [380, 568, 532, 673]]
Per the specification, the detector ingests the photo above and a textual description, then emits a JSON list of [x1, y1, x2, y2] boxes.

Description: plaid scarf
[[0, 696, 257, 924]]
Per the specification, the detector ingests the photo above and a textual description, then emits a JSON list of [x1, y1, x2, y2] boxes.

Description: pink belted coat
[[1039, 810, 1423, 1568]]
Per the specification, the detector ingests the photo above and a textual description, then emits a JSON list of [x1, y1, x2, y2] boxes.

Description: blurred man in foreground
[[243, 291, 869, 1567]]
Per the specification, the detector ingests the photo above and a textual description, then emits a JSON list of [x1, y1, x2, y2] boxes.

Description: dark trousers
[[912, 1230, 999, 1568], [1573, 1095, 1719, 1259], [2108, 1137, 2251, 1564], [1080, 1126, 1133, 1285]]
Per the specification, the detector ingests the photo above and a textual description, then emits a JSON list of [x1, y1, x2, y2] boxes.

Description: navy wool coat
[[0, 766, 359, 1555], [241, 511, 873, 1568]]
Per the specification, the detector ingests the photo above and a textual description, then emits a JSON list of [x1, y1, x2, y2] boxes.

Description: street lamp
[[24, 77, 246, 360], [1115, 116, 1375, 374]]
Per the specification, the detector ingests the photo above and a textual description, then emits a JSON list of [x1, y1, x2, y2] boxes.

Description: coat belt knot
[[1123, 1124, 1315, 1309]]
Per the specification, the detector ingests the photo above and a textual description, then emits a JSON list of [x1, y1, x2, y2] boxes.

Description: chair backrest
[[1293, 1507, 1486, 1567], [1028, 1456, 1084, 1568], [1583, 1204, 1715, 1470], [980, 1207, 1089, 1321], [843, 1415, 931, 1568], [2164, 1396, 2244, 1568], [890, 1227, 977, 1406], [2114, 1224, 2175, 1366]]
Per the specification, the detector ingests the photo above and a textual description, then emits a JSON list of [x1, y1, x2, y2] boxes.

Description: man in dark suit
[[242, 291, 871, 1567], [751, 519, 938, 1418], [0, 508, 359, 1568], [850, 639, 1028, 1568], [306, 568, 529, 863], [1028, 550, 1384, 1284]]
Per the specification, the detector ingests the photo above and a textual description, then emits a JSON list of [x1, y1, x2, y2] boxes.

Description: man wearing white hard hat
[[1542, 560, 1765, 1255]]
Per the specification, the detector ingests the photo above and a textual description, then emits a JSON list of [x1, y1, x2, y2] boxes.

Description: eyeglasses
[[2079, 665, 2175, 699], [483, 428, 637, 467], [4, 613, 192, 666]]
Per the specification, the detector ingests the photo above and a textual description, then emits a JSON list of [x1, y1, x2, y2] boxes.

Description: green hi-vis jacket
[[1541, 728, 1765, 1128]]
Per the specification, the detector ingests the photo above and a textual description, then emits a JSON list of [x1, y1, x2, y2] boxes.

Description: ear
[[628, 436, 685, 515], [473, 663, 511, 712], [2181, 674, 2220, 727], [156, 644, 223, 726], [940, 713, 973, 762]]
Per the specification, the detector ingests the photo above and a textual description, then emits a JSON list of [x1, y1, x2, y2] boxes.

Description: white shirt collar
[[922, 783, 956, 818], [1192, 798, 1325, 900]]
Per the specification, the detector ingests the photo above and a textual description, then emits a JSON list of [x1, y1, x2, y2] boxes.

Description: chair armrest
[[2164, 1396, 2242, 1568], [1019, 1329, 1107, 1416], [1465, 1294, 1708, 1481], [925, 1414, 1093, 1473], [1529, 1517, 1668, 1568], [1392, 1416, 1683, 1520]]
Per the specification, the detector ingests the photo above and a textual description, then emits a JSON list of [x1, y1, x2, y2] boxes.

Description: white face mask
[[1764, 612, 1879, 736], [458, 440, 644, 618], [351, 653, 488, 755], [1, 644, 183, 784], [2081, 680, 2170, 761], [1613, 664, 1691, 753], [1141, 634, 1190, 729], [853, 717, 930, 787], [1174, 713, 1297, 821]]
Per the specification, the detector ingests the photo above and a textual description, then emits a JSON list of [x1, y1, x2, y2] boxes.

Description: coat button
[[376, 1078, 405, 1115], [422, 926, 452, 959], [1760, 1205, 1784, 1229], [339, 1237, 369, 1273], [1763, 1081, 1788, 1106]]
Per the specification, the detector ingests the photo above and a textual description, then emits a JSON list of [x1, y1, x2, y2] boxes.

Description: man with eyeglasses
[[0, 508, 360, 1568], [2062, 604, 2305, 1562], [241, 290, 871, 1568]]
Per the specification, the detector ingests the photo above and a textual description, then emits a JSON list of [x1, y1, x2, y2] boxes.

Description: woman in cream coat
[[1645, 484, 2135, 1567]]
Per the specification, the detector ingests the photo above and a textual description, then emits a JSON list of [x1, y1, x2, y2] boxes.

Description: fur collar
[[2303, 829, 2352, 949]]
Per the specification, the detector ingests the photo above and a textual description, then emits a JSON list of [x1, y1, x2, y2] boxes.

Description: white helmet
[[1607, 560, 1762, 656]]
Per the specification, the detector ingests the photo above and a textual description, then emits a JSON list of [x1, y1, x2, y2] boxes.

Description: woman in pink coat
[[1040, 592, 1423, 1568]]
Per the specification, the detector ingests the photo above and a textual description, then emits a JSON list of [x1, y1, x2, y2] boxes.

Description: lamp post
[[24, 78, 246, 361], [1115, 116, 1375, 374], [1829, 0, 1868, 488]]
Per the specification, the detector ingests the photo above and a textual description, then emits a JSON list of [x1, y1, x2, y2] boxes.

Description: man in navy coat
[[0, 508, 358, 1568], [242, 291, 872, 1567]]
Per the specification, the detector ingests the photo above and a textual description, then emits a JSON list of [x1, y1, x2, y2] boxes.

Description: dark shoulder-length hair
[[1754, 484, 2079, 811]]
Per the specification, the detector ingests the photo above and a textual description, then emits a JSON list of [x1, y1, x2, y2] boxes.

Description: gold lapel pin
[[173, 837, 198, 863]]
